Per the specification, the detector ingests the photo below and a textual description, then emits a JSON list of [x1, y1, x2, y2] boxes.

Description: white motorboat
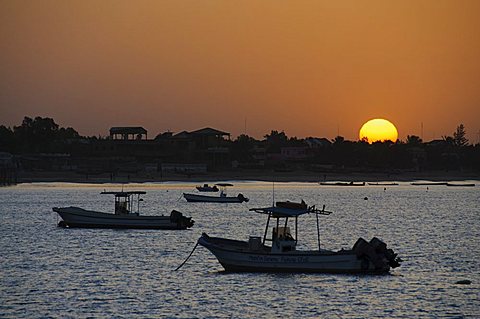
[[198, 201, 401, 273], [53, 191, 194, 229], [183, 192, 249, 203], [184, 183, 249, 203]]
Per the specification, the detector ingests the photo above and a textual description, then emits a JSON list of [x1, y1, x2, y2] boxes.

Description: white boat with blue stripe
[[198, 201, 401, 273]]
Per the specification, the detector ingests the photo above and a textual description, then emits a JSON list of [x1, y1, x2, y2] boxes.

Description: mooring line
[[174, 241, 199, 271]]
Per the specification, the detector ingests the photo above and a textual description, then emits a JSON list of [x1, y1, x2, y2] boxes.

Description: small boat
[[196, 184, 219, 192], [411, 182, 447, 186], [184, 183, 249, 203], [368, 182, 399, 186], [53, 191, 194, 229], [319, 181, 365, 186], [198, 201, 401, 273], [446, 183, 475, 187], [183, 192, 249, 203]]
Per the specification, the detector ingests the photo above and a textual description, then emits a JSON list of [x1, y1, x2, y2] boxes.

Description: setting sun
[[359, 119, 398, 143]]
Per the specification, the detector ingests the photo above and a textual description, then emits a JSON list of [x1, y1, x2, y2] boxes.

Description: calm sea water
[[0, 181, 479, 318]]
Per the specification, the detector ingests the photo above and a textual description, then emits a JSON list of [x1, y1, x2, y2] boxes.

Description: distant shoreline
[[9, 169, 480, 185]]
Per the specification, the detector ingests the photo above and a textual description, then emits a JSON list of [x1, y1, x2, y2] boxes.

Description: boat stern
[[170, 210, 195, 229], [352, 237, 402, 272]]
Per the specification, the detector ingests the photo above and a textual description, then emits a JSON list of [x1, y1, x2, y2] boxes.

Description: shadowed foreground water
[[1, 182, 479, 318]]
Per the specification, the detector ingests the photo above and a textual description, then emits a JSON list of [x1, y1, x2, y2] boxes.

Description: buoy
[[364, 197, 368, 200], [455, 280, 472, 285]]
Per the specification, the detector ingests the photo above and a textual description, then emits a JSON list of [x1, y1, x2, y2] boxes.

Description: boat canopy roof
[[250, 206, 309, 217], [250, 203, 332, 218], [101, 191, 147, 197], [215, 183, 234, 187]]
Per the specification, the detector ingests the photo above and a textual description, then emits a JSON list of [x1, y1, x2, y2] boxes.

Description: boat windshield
[[101, 191, 146, 215]]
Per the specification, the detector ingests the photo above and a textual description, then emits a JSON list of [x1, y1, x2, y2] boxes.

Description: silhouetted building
[[110, 127, 147, 140], [189, 127, 230, 149]]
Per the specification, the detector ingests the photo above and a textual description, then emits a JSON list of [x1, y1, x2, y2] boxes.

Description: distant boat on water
[[184, 183, 249, 203], [368, 182, 399, 186], [53, 191, 194, 229], [446, 183, 475, 187], [411, 182, 447, 186], [319, 182, 365, 186]]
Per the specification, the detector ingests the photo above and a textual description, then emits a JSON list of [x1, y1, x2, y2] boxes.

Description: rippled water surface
[[1, 181, 479, 318]]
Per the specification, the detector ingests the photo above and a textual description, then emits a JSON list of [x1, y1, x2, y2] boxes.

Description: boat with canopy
[[197, 201, 401, 273], [184, 183, 249, 203], [53, 191, 194, 229]]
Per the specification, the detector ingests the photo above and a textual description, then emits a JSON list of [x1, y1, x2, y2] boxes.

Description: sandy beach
[[11, 169, 480, 184]]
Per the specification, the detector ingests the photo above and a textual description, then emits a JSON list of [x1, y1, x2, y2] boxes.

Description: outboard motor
[[237, 193, 249, 202], [170, 210, 195, 229], [353, 237, 402, 270], [370, 237, 402, 268]]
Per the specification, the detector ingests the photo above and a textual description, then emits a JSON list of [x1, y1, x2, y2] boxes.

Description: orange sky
[[1, 0, 479, 142]]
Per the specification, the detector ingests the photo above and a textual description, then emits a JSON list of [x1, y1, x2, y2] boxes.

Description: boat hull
[[319, 182, 365, 186], [183, 193, 247, 203], [53, 207, 193, 230], [198, 234, 390, 274], [446, 183, 475, 187]]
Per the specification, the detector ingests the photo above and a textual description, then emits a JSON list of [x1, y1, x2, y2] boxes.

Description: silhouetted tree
[[406, 135, 422, 145], [453, 124, 468, 147], [0, 125, 14, 152], [287, 136, 305, 147], [11, 116, 80, 153], [231, 134, 257, 162], [332, 136, 344, 144], [264, 130, 288, 152]]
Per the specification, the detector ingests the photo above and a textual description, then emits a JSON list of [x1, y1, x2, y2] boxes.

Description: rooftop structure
[[110, 127, 147, 140]]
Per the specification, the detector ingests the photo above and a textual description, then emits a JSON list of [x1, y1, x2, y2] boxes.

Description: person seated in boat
[[273, 227, 294, 241]]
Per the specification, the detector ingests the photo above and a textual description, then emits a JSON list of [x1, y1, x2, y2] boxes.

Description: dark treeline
[[0, 116, 80, 153], [1, 116, 479, 173]]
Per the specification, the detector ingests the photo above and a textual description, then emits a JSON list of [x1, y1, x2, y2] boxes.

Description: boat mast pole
[[316, 212, 321, 251], [137, 194, 140, 214], [295, 216, 298, 244], [262, 213, 271, 245]]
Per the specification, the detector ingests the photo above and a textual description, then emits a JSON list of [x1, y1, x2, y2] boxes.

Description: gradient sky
[[1, 0, 479, 142]]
